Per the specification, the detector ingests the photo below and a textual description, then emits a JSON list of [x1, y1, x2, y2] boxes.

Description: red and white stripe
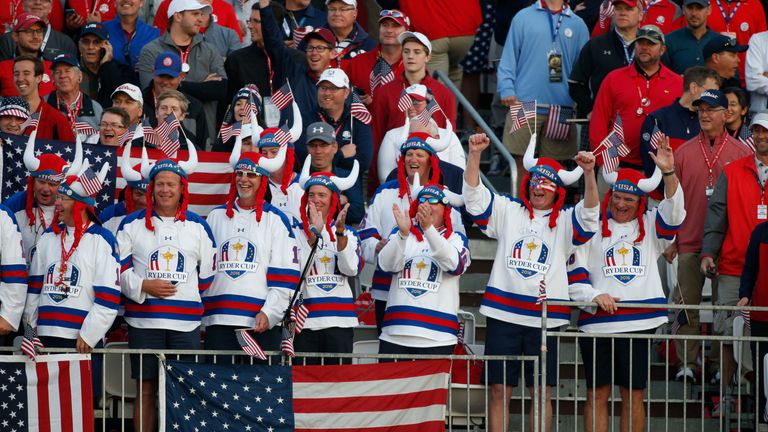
[[543, 105, 570, 141], [235, 329, 267, 360], [25, 354, 94, 432]]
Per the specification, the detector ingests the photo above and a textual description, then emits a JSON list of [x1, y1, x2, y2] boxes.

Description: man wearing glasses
[[0, 13, 55, 97], [704, 34, 747, 89], [322, 0, 375, 63], [91, 106, 130, 146], [0, 0, 75, 61]]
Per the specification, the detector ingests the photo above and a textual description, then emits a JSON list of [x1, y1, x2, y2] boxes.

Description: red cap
[[378, 9, 410, 29], [304, 28, 336, 46], [14, 13, 45, 32], [611, 0, 640, 7]]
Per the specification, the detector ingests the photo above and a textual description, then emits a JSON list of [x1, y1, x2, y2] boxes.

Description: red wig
[[144, 178, 190, 231], [406, 199, 453, 242], [300, 188, 340, 242], [601, 191, 647, 243], [518, 172, 565, 229], [225, 174, 269, 222], [396, 154, 441, 199]]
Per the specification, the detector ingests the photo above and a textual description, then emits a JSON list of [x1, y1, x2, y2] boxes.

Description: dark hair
[[102, 106, 131, 128], [682, 66, 721, 90], [722, 86, 750, 111], [13, 54, 44, 76]]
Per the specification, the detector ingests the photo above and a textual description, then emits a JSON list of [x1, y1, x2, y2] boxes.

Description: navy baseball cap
[[81, 22, 108, 40], [703, 34, 748, 59], [693, 89, 728, 109], [52, 53, 80, 68], [154, 51, 189, 77]]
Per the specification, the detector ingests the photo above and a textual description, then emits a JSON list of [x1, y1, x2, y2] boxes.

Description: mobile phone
[[65, 8, 76, 16], [99, 47, 106, 58]]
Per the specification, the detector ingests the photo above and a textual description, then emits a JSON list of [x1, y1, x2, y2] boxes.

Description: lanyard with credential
[[40, 24, 51, 53], [545, 5, 567, 45], [716, 0, 742, 28]]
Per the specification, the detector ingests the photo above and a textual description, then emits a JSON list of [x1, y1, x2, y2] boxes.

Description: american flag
[[142, 118, 160, 147], [281, 324, 295, 357], [73, 121, 97, 136], [594, 132, 630, 173], [350, 92, 372, 125], [293, 25, 313, 46], [370, 56, 395, 95], [162, 358, 451, 432], [243, 85, 261, 117], [671, 298, 689, 335], [156, 112, 181, 157], [739, 127, 755, 152], [20, 322, 43, 361], [742, 309, 752, 330], [649, 123, 664, 150], [598, 0, 614, 30], [536, 278, 547, 305], [397, 88, 412, 112], [219, 120, 242, 143], [543, 105, 572, 141], [77, 166, 103, 196], [20, 112, 40, 132], [271, 82, 294, 111], [291, 292, 309, 334], [415, 97, 442, 128], [0, 354, 94, 431], [234, 329, 267, 361], [612, 113, 624, 142], [509, 101, 536, 134]]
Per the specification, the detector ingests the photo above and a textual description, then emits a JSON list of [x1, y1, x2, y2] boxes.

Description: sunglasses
[[418, 197, 441, 204], [380, 9, 405, 18], [236, 170, 261, 178]]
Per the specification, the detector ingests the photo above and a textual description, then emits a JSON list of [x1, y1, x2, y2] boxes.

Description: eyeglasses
[[318, 85, 343, 92], [17, 29, 45, 36], [56, 194, 74, 201], [380, 9, 405, 18], [248, 18, 261, 25], [99, 122, 126, 129], [236, 170, 261, 178], [306, 45, 332, 53], [418, 197, 441, 204], [328, 6, 355, 14]]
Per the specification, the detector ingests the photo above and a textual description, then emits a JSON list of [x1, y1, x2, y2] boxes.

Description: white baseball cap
[[167, 0, 213, 18], [326, 0, 357, 6], [317, 68, 350, 89], [111, 83, 144, 105], [405, 84, 428, 101], [398, 31, 431, 54], [751, 112, 768, 130]]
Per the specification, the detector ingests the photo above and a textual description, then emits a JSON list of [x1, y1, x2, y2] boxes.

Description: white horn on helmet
[[96, 162, 111, 185], [601, 168, 619, 186], [298, 155, 312, 189], [287, 100, 303, 143], [637, 167, 663, 193], [250, 107, 263, 138], [229, 134, 243, 168], [121, 141, 143, 182], [329, 160, 359, 192], [178, 140, 198, 175], [399, 112, 410, 144], [66, 133, 84, 175], [67, 158, 92, 197], [522, 132, 538, 171], [140, 145, 152, 178], [410, 171, 423, 201], [557, 166, 584, 186], [424, 118, 452, 153], [257, 143, 286, 173], [443, 189, 464, 207], [23, 128, 40, 171]]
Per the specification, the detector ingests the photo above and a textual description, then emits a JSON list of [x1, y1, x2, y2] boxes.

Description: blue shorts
[[578, 330, 653, 389], [128, 326, 201, 380], [483, 317, 558, 386]]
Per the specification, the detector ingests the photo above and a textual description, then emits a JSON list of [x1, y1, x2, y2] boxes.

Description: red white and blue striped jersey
[[4, 191, 56, 262], [203, 202, 301, 329], [294, 224, 363, 330], [359, 180, 465, 301], [578, 184, 685, 333], [378, 226, 470, 348], [25, 223, 120, 347], [463, 181, 599, 329], [116, 210, 217, 331], [0, 204, 27, 332]]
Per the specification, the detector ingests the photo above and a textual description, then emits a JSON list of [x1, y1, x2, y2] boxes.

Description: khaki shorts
[[714, 275, 741, 341], [503, 112, 577, 160]]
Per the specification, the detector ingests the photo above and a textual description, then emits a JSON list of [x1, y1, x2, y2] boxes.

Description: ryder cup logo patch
[[43, 262, 82, 303], [399, 256, 441, 299], [602, 241, 645, 284], [507, 235, 551, 279], [306, 250, 344, 293], [218, 237, 259, 280], [147, 246, 189, 284]]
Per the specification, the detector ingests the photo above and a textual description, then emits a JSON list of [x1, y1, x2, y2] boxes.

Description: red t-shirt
[[153, 0, 244, 41], [396, 0, 482, 40]]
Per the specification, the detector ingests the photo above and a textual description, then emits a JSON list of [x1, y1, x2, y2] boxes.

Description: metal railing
[[433, 69, 517, 196]]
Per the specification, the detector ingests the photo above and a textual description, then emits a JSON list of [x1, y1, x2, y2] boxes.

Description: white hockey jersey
[[25, 223, 120, 347], [463, 181, 600, 328], [577, 185, 686, 333], [378, 124, 467, 184], [116, 210, 217, 331], [0, 205, 27, 332], [294, 224, 362, 330], [358, 180, 465, 301], [99, 201, 131, 236], [268, 175, 304, 225], [203, 202, 301, 329], [5, 191, 56, 262], [378, 226, 470, 347]]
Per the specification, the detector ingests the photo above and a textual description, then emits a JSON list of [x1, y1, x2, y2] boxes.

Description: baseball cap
[[154, 51, 189, 77], [684, 0, 709, 5], [52, 53, 80, 68], [326, 0, 357, 6], [306, 122, 337, 144], [13, 13, 46, 32], [317, 68, 350, 89], [405, 84, 428, 101], [379, 9, 410, 28], [0, 96, 30, 119], [703, 34, 748, 59], [167, 0, 213, 18], [112, 83, 144, 105], [81, 22, 108, 40], [635, 25, 665, 45], [304, 28, 336, 46], [612, 0, 639, 7], [398, 31, 432, 54], [693, 89, 728, 109], [751, 112, 768, 130]]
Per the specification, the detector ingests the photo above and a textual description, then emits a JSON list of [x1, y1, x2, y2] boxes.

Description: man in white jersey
[[0, 204, 28, 344], [99, 158, 148, 235]]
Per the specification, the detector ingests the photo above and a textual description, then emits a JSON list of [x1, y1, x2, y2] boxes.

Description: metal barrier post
[[541, 300, 548, 432]]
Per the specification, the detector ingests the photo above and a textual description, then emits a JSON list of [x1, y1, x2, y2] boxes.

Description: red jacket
[[740, 222, 768, 321], [24, 100, 76, 141], [6, 1, 64, 32], [589, 63, 682, 167], [0, 59, 55, 98], [702, 156, 767, 277], [153, 0, 243, 41], [341, 46, 404, 98], [65, 0, 116, 23], [592, 0, 683, 37], [395, 0, 482, 40], [706, 0, 767, 85]]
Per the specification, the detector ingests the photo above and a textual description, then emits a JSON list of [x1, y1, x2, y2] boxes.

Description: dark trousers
[[378, 339, 455, 363], [294, 327, 354, 365], [751, 320, 768, 425], [375, 300, 387, 335]]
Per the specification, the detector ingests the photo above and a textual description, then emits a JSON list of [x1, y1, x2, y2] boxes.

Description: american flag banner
[[350, 92, 372, 125], [156, 112, 181, 157], [649, 123, 663, 150], [0, 353, 94, 432], [397, 88, 413, 112], [1, 133, 118, 214], [594, 132, 630, 173], [536, 278, 547, 305], [77, 166, 103, 196], [370, 56, 395, 95], [21, 323, 43, 361], [73, 121, 97, 137], [272, 82, 294, 111], [612, 113, 624, 142], [21, 112, 40, 132], [161, 358, 451, 432], [543, 105, 572, 141], [234, 329, 267, 361]]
